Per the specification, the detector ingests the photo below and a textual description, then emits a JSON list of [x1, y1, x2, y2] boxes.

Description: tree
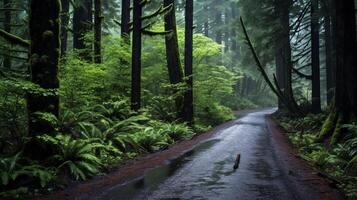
[[322, 0, 335, 104], [94, 0, 102, 63], [121, 0, 130, 40], [275, 0, 297, 112], [183, 0, 194, 125], [164, 0, 184, 120], [319, 0, 357, 144], [27, 0, 60, 159], [311, 0, 321, 113], [73, 0, 92, 60], [131, 0, 142, 111], [60, 0, 70, 56]]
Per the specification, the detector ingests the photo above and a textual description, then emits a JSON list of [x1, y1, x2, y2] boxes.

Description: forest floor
[[37, 108, 343, 200]]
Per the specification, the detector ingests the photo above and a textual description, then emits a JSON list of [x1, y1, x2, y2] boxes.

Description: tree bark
[[73, 0, 92, 60], [27, 0, 60, 159], [334, 0, 357, 119], [121, 0, 130, 41], [322, 0, 335, 105], [94, 0, 102, 63], [275, 0, 296, 112], [231, 3, 239, 57], [214, 11, 222, 44], [183, 0, 194, 125], [60, 0, 70, 56], [164, 0, 184, 120], [311, 0, 321, 113], [131, 0, 142, 111], [203, 6, 209, 37], [319, 0, 357, 144]]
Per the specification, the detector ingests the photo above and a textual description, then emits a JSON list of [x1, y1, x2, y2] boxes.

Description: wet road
[[96, 109, 332, 200]]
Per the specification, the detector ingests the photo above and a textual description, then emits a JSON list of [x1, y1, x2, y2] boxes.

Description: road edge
[[266, 115, 344, 200]]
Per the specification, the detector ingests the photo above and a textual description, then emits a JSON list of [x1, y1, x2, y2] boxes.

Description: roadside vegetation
[[275, 114, 357, 199]]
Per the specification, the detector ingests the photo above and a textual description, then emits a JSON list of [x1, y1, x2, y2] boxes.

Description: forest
[[0, 0, 356, 199]]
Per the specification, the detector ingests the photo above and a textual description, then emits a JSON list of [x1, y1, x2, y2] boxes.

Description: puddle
[[100, 139, 221, 200]]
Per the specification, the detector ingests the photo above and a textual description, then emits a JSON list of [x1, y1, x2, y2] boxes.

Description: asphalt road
[[97, 108, 341, 200]]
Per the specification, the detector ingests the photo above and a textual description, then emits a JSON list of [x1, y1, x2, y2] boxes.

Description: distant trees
[[94, 0, 102, 63]]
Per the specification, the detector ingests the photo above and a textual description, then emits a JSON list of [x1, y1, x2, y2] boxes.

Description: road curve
[[97, 108, 342, 200]]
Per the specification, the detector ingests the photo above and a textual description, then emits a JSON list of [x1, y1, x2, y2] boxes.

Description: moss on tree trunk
[[26, 0, 60, 160]]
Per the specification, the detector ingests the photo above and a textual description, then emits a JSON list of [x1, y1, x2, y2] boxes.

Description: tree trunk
[[311, 0, 321, 113], [275, 0, 296, 112], [183, 0, 194, 125], [334, 0, 357, 120], [319, 0, 357, 144], [27, 0, 60, 159], [224, 9, 230, 54], [121, 0, 130, 41], [94, 0, 102, 63], [164, 0, 184, 120], [131, 0, 142, 111], [204, 6, 209, 37], [60, 0, 70, 56], [323, 0, 335, 105], [214, 7, 222, 44], [231, 3, 239, 57], [3, 0, 11, 68], [73, 0, 92, 60], [275, 48, 285, 109]]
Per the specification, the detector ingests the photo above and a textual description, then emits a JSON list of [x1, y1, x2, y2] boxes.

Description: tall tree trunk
[[131, 0, 142, 111], [60, 0, 69, 56], [183, 0, 193, 125], [319, 0, 357, 144], [275, 0, 296, 112], [73, 0, 92, 60], [94, 0, 102, 63], [323, 0, 335, 105], [311, 0, 321, 113], [27, 0, 60, 159], [275, 47, 285, 109], [223, 9, 230, 53], [164, 0, 184, 120], [203, 6, 209, 37], [3, 0, 11, 68], [334, 0, 357, 120], [121, 0, 130, 41], [214, 8, 222, 44], [231, 3, 239, 57]]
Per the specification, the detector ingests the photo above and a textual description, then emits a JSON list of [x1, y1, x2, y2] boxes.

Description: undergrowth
[[276, 113, 357, 199]]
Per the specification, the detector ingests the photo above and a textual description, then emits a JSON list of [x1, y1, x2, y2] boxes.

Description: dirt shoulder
[[36, 115, 241, 200], [266, 116, 344, 200]]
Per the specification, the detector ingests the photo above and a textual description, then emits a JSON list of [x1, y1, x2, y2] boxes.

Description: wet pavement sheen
[[99, 108, 300, 200]]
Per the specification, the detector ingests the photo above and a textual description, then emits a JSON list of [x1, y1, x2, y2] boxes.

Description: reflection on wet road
[[99, 108, 298, 200]]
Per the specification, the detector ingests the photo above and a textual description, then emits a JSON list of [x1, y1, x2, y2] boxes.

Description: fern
[[38, 135, 102, 180]]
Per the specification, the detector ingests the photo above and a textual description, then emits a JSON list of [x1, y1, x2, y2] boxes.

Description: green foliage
[[0, 152, 55, 197], [38, 134, 102, 180], [278, 115, 357, 199]]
